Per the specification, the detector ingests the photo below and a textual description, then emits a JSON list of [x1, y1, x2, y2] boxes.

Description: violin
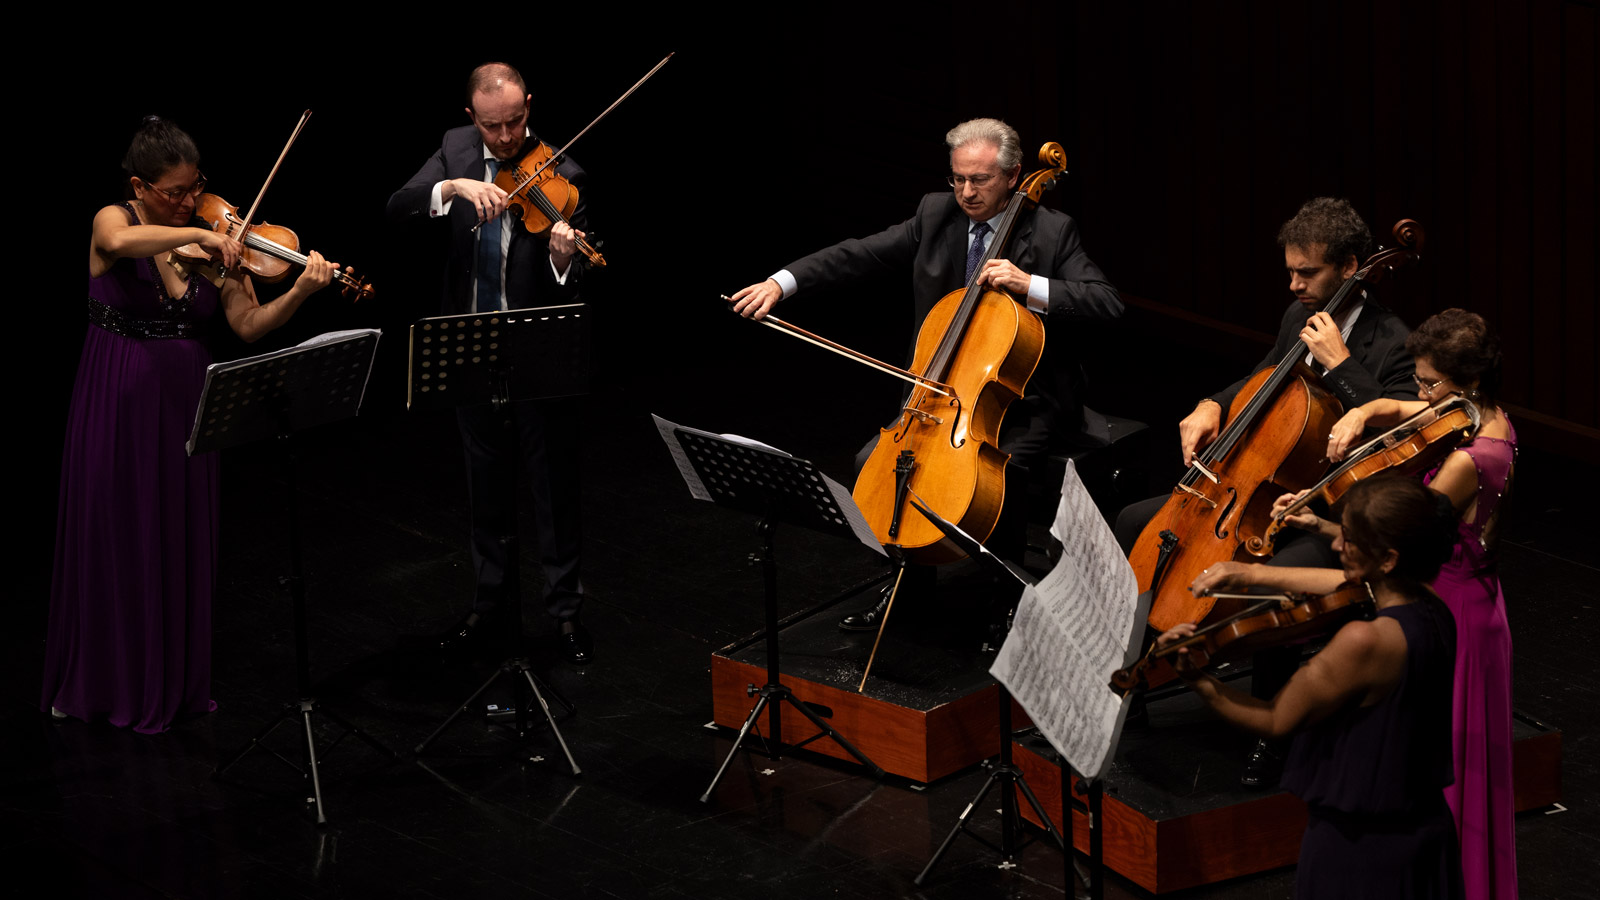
[[491, 141, 605, 268], [1109, 582, 1375, 694], [1249, 393, 1480, 557], [169, 193, 375, 301], [1129, 220, 1425, 634], [469, 52, 675, 271]]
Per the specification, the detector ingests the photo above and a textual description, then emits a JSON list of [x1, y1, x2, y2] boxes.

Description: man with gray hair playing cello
[[731, 117, 1122, 630]]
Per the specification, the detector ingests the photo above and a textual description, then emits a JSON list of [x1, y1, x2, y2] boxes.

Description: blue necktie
[[965, 222, 991, 283], [475, 158, 502, 313]]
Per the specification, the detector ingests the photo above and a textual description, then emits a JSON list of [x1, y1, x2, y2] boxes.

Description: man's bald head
[[468, 62, 526, 104]]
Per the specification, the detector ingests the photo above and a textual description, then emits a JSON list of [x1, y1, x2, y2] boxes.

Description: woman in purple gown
[[43, 117, 338, 733], [1328, 309, 1517, 900], [1175, 475, 1464, 899]]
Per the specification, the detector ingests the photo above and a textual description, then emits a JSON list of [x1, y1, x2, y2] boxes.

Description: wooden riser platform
[[1012, 701, 1563, 894], [709, 580, 1008, 784]]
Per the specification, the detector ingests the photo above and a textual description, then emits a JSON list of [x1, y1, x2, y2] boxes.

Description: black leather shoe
[[838, 586, 893, 632], [1240, 738, 1285, 789], [559, 618, 592, 665]]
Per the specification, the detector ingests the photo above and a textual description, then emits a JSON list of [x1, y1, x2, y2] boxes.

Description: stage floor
[[9, 383, 1595, 900]]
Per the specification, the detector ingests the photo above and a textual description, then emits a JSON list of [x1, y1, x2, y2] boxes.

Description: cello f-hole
[[1213, 489, 1238, 540]]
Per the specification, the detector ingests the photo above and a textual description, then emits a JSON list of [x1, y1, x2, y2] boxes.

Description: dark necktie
[[475, 158, 502, 313], [965, 222, 991, 283]]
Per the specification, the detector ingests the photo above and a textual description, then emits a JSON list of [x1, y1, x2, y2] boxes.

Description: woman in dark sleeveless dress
[[1169, 475, 1464, 899], [42, 117, 339, 733]]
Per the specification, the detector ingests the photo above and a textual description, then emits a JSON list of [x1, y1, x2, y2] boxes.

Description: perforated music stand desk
[[654, 420, 886, 802], [406, 303, 589, 410], [198, 330, 395, 825]]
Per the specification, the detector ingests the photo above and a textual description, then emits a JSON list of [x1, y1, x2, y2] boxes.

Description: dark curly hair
[[1336, 474, 1458, 586], [122, 116, 199, 194], [1277, 197, 1373, 269], [1406, 308, 1502, 407]]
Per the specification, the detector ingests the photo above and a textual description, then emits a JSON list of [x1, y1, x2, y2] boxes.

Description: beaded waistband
[[88, 298, 200, 339]]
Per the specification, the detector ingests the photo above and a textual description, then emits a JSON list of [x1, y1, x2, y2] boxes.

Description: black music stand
[[906, 500, 1113, 900], [407, 305, 588, 775], [204, 330, 399, 825], [653, 419, 886, 802]]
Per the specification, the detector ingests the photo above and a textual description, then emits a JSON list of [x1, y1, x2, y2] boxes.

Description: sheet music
[[992, 459, 1141, 779]]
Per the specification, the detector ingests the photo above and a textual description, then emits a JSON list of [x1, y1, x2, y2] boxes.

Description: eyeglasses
[[947, 173, 998, 188], [1412, 373, 1449, 398], [141, 173, 207, 201]]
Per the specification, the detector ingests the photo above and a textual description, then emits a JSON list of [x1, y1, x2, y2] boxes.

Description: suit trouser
[[456, 397, 584, 621]]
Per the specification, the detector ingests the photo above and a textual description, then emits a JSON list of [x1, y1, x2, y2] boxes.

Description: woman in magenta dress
[[42, 117, 338, 733], [1328, 309, 1517, 899], [1174, 475, 1464, 899]]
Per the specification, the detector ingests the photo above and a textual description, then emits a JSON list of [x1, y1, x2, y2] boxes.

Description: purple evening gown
[[1425, 421, 1518, 900], [42, 204, 221, 734]]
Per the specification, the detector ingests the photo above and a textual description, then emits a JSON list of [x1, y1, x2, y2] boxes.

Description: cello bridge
[[1174, 483, 1217, 508], [902, 407, 944, 425]]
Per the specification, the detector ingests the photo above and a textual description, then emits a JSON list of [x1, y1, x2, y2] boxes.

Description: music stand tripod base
[[199, 330, 398, 825], [654, 423, 886, 802], [406, 307, 591, 775]]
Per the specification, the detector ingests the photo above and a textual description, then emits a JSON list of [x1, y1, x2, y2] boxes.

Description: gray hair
[[945, 118, 1021, 171]]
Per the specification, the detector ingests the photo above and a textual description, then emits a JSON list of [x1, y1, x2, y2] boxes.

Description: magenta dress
[[1425, 420, 1518, 900], [41, 204, 221, 733]]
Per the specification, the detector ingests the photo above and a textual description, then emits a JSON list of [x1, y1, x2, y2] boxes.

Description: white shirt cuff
[[430, 181, 451, 217], [1026, 274, 1049, 313], [551, 257, 571, 284], [771, 269, 798, 298]]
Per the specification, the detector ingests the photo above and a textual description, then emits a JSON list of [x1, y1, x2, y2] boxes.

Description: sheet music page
[[991, 459, 1141, 779], [651, 414, 712, 500]]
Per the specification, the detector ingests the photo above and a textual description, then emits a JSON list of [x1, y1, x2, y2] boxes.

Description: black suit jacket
[[784, 192, 1122, 434], [1209, 298, 1415, 415], [387, 125, 586, 316]]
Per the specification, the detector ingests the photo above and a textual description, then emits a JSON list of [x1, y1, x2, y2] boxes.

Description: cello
[[1131, 220, 1425, 633], [847, 145, 1063, 563], [729, 143, 1071, 564]]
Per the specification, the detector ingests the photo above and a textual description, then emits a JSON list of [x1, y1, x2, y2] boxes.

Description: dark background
[[35, 1, 1597, 591], [10, 7, 1595, 897]]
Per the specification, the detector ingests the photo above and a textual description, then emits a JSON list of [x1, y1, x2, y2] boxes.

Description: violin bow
[[219, 110, 313, 280], [473, 53, 675, 233]]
